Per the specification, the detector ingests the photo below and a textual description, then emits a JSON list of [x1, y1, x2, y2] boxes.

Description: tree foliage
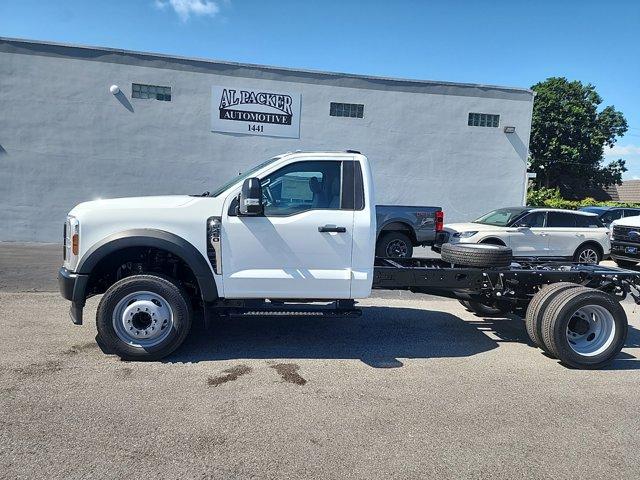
[[527, 187, 640, 210], [529, 77, 628, 197]]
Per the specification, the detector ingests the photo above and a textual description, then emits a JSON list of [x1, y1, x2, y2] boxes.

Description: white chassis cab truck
[[59, 151, 639, 368]]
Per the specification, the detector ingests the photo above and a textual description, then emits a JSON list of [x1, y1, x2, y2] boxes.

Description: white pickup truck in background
[[59, 150, 635, 369]]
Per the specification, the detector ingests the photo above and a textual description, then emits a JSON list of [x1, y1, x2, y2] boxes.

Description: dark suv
[[579, 206, 640, 228]]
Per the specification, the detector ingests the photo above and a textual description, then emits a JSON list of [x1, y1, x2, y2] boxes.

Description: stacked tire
[[444, 243, 514, 317], [525, 283, 627, 368]]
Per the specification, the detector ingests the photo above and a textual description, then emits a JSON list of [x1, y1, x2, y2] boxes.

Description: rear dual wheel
[[525, 285, 627, 368], [525, 282, 582, 351]]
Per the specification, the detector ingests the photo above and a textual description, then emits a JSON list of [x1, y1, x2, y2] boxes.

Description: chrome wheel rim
[[386, 239, 408, 257], [577, 248, 599, 264], [566, 305, 615, 356], [112, 291, 174, 348]]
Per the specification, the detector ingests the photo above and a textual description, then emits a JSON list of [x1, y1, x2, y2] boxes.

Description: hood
[[444, 222, 504, 233], [612, 216, 640, 228], [70, 195, 196, 216]]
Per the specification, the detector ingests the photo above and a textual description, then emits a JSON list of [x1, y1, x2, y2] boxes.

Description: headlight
[[452, 231, 478, 238], [63, 215, 80, 271]]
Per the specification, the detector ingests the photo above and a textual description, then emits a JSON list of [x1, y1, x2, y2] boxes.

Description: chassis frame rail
[[373, 257, 640, 309]]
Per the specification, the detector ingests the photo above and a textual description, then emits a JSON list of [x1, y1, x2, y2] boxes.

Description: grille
[[613, 225, 640, 243]]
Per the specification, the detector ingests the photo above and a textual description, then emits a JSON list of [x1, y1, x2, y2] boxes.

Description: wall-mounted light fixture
[[109, 85, 120, 95], [504, 126, 516, 134]]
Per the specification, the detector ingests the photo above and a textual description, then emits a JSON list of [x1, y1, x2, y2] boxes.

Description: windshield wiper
[[190, 191, 211, 197]]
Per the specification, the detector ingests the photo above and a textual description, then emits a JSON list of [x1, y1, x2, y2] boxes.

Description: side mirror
[[239, 177, 263, 216], [516, 225, 530, 231]]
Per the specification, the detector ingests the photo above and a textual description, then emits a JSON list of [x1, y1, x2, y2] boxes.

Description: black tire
[[614, 259, 637, 269], [96, 274, 193, 361], [573, 244, 602, 264], [525, 282, 583, 351], [541, 287, 627, 369], [441, 243, 512, 268], [376, 231, 413, 258]]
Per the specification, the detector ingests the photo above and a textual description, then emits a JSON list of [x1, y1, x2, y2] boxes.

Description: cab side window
[[515, 211, 545, 227], [547, 212, 577, 227], [601, 209, 623, 225], [623, 209, 640, 218], [260, 161, 342, 216], [575, 215, 603, 228]]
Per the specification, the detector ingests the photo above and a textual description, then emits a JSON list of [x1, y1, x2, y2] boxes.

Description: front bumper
[[58, 267, 89, 325], [611, 240, 640, 262]]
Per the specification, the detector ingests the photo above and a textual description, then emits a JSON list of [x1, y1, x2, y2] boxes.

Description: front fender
[[77, 228, 218, 302]]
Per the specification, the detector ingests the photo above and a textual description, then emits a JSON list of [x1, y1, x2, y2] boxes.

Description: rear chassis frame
[[373, 257, 640, 311]]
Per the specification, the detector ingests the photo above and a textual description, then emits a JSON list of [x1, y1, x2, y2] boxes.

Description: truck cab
[[59, 151, 376, 359]]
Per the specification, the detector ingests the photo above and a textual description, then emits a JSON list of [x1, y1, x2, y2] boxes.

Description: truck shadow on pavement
[[164, 306, 640, 370], [165, 306, 500, 368]]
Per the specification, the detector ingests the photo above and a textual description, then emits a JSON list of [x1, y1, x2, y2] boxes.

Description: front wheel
[[96, 274, 193, 361], [376, 232, 413, 258]]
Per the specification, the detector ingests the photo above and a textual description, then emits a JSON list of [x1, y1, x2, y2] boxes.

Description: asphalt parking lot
[[1, 243, 640, 479]]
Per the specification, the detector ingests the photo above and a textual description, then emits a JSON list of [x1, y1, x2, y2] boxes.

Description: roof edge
[[0, 36, 534, 99]]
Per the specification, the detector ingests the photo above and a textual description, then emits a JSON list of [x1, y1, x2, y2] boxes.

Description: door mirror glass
[[239, 177, 263, 216]]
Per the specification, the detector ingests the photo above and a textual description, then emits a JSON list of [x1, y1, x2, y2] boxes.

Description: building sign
[[211, 86, 301, 138]]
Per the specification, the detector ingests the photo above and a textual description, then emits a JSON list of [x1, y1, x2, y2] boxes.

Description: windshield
[[580, 207, 605, 214], [473, 208, 529, 226], [210, 155, 283, 197]]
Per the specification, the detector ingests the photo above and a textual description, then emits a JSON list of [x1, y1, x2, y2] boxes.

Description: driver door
[[506, 211, 550, 256], [221, 159, 355, 299]]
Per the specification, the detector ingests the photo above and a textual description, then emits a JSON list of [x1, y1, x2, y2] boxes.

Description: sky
[[1, 0, 639, 177]]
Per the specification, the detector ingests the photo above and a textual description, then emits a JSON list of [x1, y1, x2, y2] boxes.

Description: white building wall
[[0, 39, 533, 242]]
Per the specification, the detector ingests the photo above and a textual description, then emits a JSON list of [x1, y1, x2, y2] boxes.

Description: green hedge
[[527, 187, 640, 210]]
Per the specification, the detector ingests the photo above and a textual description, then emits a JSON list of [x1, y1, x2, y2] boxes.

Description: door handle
[[318, 225, 346, 233]]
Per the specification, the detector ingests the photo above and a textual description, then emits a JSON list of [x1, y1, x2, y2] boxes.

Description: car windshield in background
[[210, 155, 283, 197], [473, 208, 529, 226], [580, 207, 607, 214]]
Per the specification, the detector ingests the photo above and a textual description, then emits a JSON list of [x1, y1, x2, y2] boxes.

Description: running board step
[[224, 308, 362, 318]]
